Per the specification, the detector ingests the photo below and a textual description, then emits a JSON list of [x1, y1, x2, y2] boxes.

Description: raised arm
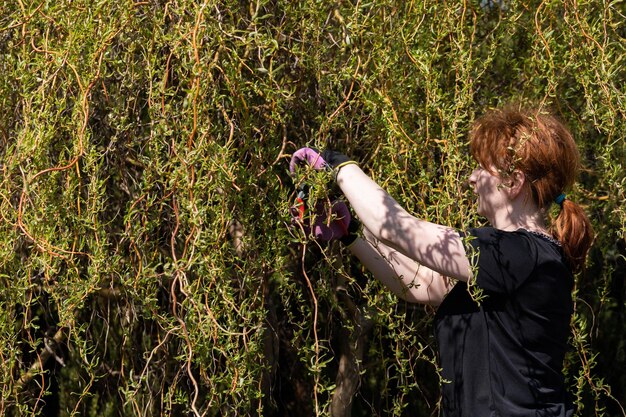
[[336, 164, 471, 282], [349, 228, 454, 305]]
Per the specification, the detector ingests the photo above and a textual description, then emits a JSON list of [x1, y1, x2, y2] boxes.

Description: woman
[[290, 105, 594, 416]]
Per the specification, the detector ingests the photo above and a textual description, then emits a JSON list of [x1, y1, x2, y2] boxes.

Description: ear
[[508, 170, 526, 199]]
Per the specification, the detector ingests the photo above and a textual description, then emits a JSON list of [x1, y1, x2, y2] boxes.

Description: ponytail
[[550, 198, 594, 273]]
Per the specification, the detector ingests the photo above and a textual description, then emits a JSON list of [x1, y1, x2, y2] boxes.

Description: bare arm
[[348, 228, 454, 306], [336, 164, 471, 282]]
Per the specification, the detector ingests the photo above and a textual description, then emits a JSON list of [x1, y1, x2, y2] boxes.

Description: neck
[[491, 196, 547, 233], [495, 216, 547, 233]]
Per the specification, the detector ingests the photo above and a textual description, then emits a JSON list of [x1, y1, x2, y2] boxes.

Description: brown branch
[[300, 242, 321, 415], [331, 251, 374, 417], [14, 327, 66, 393]]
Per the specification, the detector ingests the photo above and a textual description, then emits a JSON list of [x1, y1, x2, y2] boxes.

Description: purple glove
[[291, 200, 350, 241], [289, 147, 328, 174], [289, 147, 355, 175]]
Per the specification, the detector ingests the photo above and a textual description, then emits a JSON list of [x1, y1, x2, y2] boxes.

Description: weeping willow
[[0, 0, 624, 416]]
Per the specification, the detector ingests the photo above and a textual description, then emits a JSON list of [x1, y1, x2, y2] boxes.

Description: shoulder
[[461, 227, 537, 257], [459, 227, 544, 294]]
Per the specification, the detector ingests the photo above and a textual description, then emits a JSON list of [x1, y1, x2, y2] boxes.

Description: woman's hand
[[290, 198, 351, 242], [289, 147, 356, 175]]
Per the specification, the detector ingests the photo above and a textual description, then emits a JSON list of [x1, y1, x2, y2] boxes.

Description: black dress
[[434, 228, 575, 417]]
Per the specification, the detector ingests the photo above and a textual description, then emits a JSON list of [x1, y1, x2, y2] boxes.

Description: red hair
[[469, 105, 594, 272]]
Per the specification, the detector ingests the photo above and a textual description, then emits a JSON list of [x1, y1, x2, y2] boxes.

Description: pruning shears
[[295, 184, 308, 221]]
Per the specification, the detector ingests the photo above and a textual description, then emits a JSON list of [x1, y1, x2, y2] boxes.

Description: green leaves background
[[0, 0, 624, 415]]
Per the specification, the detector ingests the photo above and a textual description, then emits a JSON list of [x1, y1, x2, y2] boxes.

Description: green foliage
[[0, 0, 624, 416]]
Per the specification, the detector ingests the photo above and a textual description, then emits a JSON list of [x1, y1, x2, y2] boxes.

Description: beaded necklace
[[522, 228, 562, 247]]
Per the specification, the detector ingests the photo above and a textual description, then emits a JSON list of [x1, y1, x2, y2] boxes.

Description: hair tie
[[554, 193, 566, 206]]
